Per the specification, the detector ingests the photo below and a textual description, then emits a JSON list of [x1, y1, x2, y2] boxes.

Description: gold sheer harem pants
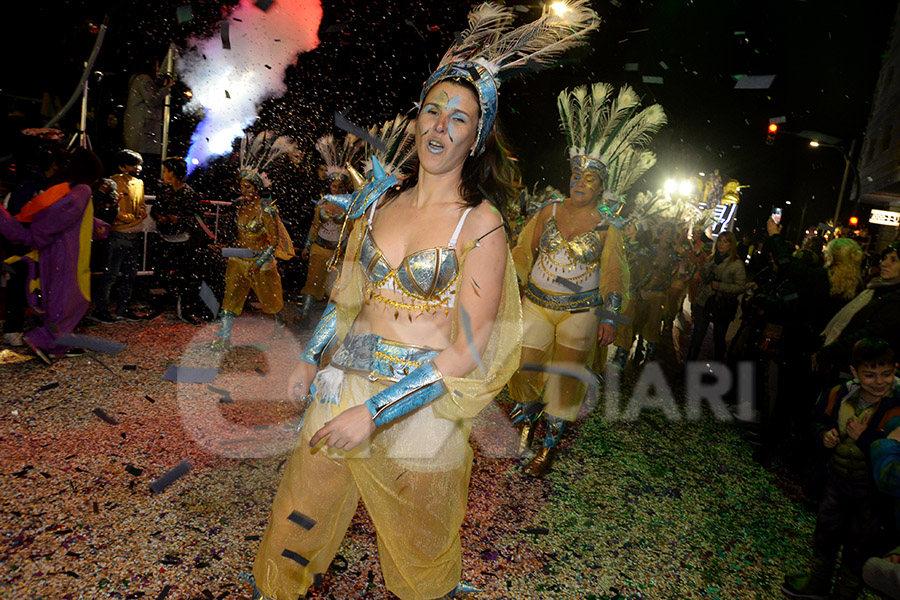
[[221, 257, 283, 315], [253, 372, 470, 600], [508, 297, 600, 422], [300, 242, 336, 301]]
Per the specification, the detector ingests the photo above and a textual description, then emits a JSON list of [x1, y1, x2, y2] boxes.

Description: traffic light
[[766, 123, 778, 145], [849, 215, 859, 227]]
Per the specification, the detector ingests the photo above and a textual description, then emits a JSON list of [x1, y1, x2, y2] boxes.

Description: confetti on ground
[[0, 313, 859, 598]]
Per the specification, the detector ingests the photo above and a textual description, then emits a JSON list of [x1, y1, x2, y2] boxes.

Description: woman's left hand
[[598, 323, 617, 347], [711, 281, 720, 291], [309, 405, 376, 451]]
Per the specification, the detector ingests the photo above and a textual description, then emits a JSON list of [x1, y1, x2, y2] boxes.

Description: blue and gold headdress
[[421, 1, 599, 155]]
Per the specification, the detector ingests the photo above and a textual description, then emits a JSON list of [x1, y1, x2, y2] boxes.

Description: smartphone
[[771, 206, 783, 225]]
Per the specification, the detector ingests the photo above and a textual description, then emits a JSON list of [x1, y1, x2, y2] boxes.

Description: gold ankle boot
[[523, 446, 558, 477], [517, 421, 536, 456]]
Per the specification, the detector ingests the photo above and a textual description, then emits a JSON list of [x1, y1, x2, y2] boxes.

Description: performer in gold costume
[[246, 4, 598, 599], [297, 134, 363, 320], [510, 82, 666, 477], [212, 133, 295, 350]]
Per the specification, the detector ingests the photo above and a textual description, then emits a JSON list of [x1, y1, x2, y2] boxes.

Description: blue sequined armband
[[365, 361, 446, 427], [600, 292, 623, 328], [300, 303, 337, 366]]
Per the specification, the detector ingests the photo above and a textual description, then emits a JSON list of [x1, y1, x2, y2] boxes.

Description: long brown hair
[[382, 79, 520, 223]]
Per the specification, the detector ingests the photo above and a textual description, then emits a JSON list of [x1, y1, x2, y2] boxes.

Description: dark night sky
[[3, 0, 897, 233]]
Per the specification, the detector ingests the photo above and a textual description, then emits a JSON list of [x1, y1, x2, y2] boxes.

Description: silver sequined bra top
[[530, 203, 605, 293], [358, 198, 473, 316]]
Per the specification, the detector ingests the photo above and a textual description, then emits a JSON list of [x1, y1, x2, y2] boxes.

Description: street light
[[809, 139, 860, 225], [551, 2, 571, 16]]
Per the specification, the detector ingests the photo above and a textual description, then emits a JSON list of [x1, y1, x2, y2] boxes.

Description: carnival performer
[[211, 133, 295, 350], [0, 148, 109, 363], [509, 83, 666, 477], [247, 3, 597, 599], [297, 134, 364, 321], [613, 216, 681, 367]]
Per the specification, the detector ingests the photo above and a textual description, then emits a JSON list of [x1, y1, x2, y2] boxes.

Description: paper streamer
[[149, 460, 192, 494]]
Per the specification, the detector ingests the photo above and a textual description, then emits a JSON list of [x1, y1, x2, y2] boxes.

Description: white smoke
[[179, 0, 322, 171]]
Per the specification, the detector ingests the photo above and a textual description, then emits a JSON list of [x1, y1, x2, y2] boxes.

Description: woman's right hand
[[287, 360, 318, 407], [301, 248, 310, 261]]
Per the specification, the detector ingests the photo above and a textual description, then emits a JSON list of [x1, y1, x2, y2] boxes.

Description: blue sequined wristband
[[601, 292, 623, 328], [299, 303, 337, 366], [365, 361, 446, 427], [254, 246, 275, 267]]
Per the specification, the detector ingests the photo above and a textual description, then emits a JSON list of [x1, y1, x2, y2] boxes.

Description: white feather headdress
[[315, 134, 364, 182], [558, 83, 666, 194], [239, 131, 297, 189]]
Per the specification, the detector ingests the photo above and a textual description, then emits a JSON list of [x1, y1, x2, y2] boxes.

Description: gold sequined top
[[235, 199, 277, 254]]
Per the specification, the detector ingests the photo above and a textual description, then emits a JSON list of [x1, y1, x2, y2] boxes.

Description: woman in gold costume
[[297, 134, 363, 320], [246, 4, 598, 599], [212, 133, 295, 349], [510, 82, 666, 477]]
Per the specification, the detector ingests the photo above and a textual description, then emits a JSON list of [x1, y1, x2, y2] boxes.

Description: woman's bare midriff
[[351, 290, 454, 350]]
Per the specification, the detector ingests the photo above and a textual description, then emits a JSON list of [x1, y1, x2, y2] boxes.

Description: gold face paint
[[569, 166, 604, 203], [421, 90, 469, 143]]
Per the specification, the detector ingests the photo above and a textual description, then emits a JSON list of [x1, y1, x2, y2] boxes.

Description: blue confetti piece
[[199, 281, 220, 317], [459, 304, 486, 373], [334, 111, 387, 154], [164, 366, 219, 383], [593, 308, 633, 325], [221, 248, 256, 258], [553, 276, 582, 293], [149, 459, 192, 494], [56, 334, 126, 354]]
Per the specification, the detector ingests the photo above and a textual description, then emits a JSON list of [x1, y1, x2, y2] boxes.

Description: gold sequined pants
[[253, 373, 469, 600], [221, 258, 283, 315], [508, 297, 600, 422]]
